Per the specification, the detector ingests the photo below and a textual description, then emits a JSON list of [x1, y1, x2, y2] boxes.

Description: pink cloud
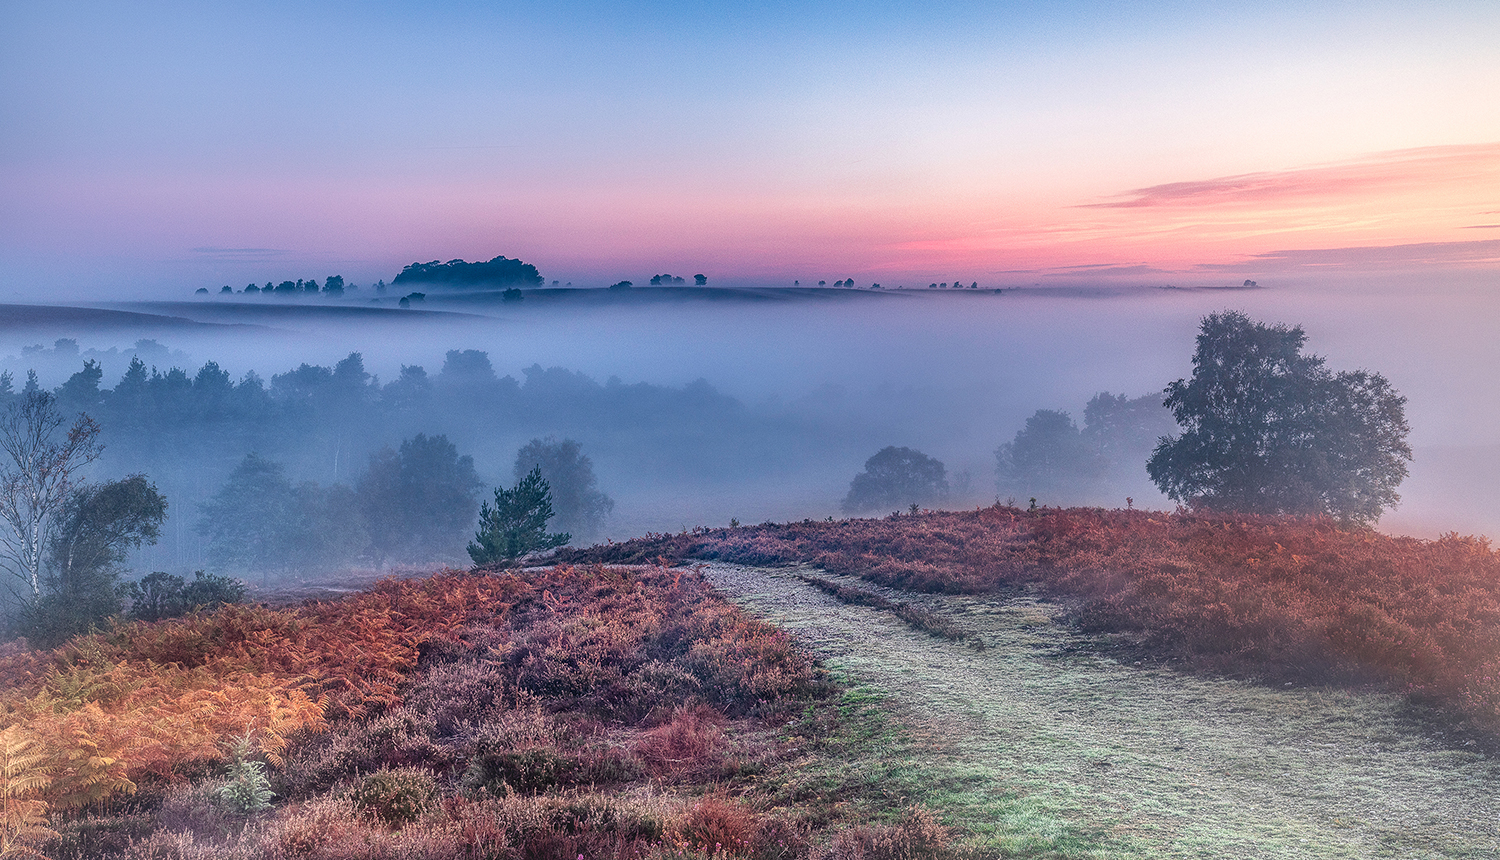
[[1080, 143, 1500, 210], [1199, 238, 1500, 272]]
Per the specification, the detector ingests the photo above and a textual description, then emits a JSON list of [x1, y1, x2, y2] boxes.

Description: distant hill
[[392, 255, 544, 288]]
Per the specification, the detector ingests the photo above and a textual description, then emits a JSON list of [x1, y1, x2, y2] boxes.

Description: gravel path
[[698, 562, 1500, 860]]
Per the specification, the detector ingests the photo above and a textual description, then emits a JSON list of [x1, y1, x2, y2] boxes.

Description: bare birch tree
[[0, 390, 102, 602]]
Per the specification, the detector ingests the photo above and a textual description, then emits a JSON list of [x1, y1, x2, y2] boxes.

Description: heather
[[559, 506, 1500, 733], [0, 564, 974, 860]]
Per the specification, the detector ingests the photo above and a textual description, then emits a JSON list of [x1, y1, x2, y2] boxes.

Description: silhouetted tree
[[468, 467, 569, 565], [357, 434, 481, 566], [322, 275, 345, 297], [996, 410, 1101, 503], [841, 446, 948, 514], [513, 437, 613, 542], [1147, 311, 1411, 523], [56, 360, 105, 417], [196, 454, 298, 574], [381, 365, 433, 416], [694, 274, 707, 286]]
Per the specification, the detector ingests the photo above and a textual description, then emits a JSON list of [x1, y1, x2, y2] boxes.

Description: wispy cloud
[[1049, 263, 1170, 276], [1080, 143, 1500, 210], [1197, 238, 1500, 272], [190, 247, 293, 258]]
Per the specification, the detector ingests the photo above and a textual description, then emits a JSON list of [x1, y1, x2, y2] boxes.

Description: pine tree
[[467, 467, 570, 565]]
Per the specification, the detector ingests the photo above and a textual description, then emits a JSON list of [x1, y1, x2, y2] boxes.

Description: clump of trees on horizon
[[392, 255, 543, 288]]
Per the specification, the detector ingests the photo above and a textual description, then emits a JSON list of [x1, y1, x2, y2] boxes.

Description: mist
[[2, 279, 1497, 581]]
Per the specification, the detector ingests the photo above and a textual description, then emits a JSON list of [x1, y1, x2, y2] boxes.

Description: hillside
[[2, 507, 1497, 858], [559, 506, 1500, 740]]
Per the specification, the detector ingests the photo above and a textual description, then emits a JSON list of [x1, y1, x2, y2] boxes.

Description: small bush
[[815, 806, 951, 860], [215, 734, 275, 814], [672, 795, 762, 856], [633, 706, 728, 780], [349, 768, 437, 828], [463, 746, 579, 796]]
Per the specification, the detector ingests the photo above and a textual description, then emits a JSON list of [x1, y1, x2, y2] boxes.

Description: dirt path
[[699, 562, 1500, 859]]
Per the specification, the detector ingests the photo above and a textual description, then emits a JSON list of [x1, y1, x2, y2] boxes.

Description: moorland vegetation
[[560, 506, 1500, 740], [0, 563, 966, 860]]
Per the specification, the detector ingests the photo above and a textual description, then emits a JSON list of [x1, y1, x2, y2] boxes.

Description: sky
[[2, 0, 1499, 296]]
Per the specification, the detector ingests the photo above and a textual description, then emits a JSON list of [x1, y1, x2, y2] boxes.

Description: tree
[[24, 475, 168, 643], [357, 434, 481, 566], [1147, 311, 1411, 524], [468, 467, 569, 566], [513, 437, 613, 542], [995, 410, 1101, 503], [0, 390, 103, 604], [694, 274, 707, 286], [392, 256, 543, 288], [841, 446, 948, 514], [196, 454, 299, 574]]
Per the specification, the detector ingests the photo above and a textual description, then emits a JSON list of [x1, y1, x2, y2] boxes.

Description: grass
[[700, 562, 1500, 859], [795, 573, 984, 649]]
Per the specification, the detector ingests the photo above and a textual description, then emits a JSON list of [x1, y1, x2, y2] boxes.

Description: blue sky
[[3, 1, 1498, 295]]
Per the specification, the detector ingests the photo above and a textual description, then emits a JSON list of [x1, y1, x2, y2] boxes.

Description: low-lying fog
[[3, 280, 1497, 577]]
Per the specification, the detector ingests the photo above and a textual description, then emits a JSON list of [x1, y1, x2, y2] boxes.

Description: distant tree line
[[201, 276, 378, 298], [393, 255, 543, 288], [0, 347, 679, 578], [647, 274, 709, 286]]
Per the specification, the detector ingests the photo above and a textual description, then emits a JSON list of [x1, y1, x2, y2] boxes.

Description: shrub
[[632, 706, 727, 780], [214, 734, 274, 814], [463, 746, 579, 797], [349, 768, 437, 828], [813, 805, 950, 860], [671, 795, 762, 856]]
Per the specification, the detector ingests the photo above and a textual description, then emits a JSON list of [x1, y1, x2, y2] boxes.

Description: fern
[[0, 726, 56, 860]]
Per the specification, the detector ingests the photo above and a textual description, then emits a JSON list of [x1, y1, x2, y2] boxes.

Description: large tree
[[357, 434, 481, 566], [841, 446, 948, 514], [513, 437, 613, 542], [1147, 311, 1411, 524], [197, 454, 298, 573]]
